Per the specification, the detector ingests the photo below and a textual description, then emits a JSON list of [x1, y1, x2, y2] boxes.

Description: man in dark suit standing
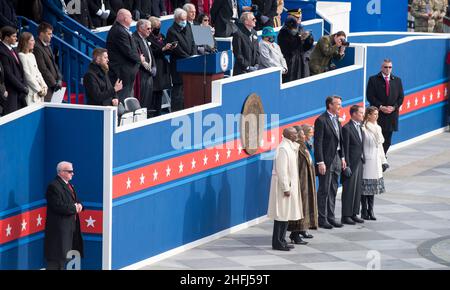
[[210, 0, 238, 37], [0, 26, 28, 115], [44, 161, 84, 270], [367, 59, 404, 155], [232, 12, 260, 75], [341, 105, 365, 225], [34, 22, 63, 102], [132, 19, 157, 112], [83, 48, 123, 106], [166, 8, 196, 111], [107, 8, 145, 102], [314, 95, 347, 229]]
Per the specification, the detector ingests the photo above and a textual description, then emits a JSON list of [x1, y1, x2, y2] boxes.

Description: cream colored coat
[[267, 138, 304, 221], [19, 52, 48, 105], [362, 122, 387, 179]]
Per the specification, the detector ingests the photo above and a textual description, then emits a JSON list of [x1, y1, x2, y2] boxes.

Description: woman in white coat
[[268, 127, 303, 251], [361, 106, 389, 221], [18, 32, 47, 105]]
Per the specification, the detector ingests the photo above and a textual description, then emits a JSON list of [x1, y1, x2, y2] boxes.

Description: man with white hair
[[183, 3, 197, 25], [166, 8, 197, 111], [106, 9, 146, 102], [132, 19, 157, 114], [44, 161, 84, 270]]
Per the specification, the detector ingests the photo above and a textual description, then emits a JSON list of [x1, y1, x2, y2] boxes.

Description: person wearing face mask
[[268, 127, 304, 251], [166, 8, 196, 111], [258, 26, 287, 74], [309, 30, 347, 76], [278, 13, 314, 82]]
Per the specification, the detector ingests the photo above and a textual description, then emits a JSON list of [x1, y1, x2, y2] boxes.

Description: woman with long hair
[[361, 106, 389, 220], [18, 32, 47, 105]]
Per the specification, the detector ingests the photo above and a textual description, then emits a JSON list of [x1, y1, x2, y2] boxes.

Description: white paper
[[51, 87, 66, 103]]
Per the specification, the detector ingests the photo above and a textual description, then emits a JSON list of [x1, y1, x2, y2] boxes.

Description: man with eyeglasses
[[232, 12, 260, 75], [367, 59, 404, 155], [44, 161, 84, 270]]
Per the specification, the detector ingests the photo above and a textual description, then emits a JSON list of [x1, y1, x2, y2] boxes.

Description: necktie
[[385, 76, 390, 96], [355, 123, 362, 140], [332, 116, 339, 133], [10, 49, 19, 64], [67, 183, 76, 201]]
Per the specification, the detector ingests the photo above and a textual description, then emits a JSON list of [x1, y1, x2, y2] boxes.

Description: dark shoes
[[319, 222, 333, 229], [289, 233, 308, 245], [341, 216, 356, 225], [328, 219, 343, 228], [351, 216, 365, 223], [299, 231, 314, 239], [368, 212, 377, 220], [272, 245, 290, 251]]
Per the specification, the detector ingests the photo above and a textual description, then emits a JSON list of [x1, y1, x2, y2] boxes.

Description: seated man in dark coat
[[83, 48, 122, 106], [232, 12, 260, 75], [278, 13, 314, 83], [166, 8, 196, 112]]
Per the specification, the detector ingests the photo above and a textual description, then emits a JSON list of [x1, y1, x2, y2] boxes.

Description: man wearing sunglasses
[[44, 161, 84, 270], [367, 59, 405, 155]]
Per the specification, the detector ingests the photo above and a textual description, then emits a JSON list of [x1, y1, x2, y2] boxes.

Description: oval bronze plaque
[[240, 93, 265, 155]]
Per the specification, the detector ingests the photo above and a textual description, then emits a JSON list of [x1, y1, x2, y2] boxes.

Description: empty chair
[[133, 108, 148, 122], [124, 97, 142, 112], [119, 112, 134, 126]]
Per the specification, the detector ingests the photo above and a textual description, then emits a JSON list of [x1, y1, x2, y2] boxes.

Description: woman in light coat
[[259, 26, 288, 75], [18, 32, 47, 105], [268, 127, 303, 251], [361, 106, 388, 221]]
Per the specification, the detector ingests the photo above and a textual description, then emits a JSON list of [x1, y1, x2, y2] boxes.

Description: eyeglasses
[[203, 19, 209, 22], [251, 18, 256, 21], [63, 170, 74, 174], [383, 66, 392, 68]]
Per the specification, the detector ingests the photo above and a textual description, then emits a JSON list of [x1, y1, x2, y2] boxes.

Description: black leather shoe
[[273, 245, 290, 251], [361, 214, 370, 220], [351, 216, 364, 223], [319, 222, 333, 229], [369, 214, 377, 221], [299, 231, 314, 239], [341, 216, 356, 225], [328, 219, 343, 228], [289, 233, 308, 245]]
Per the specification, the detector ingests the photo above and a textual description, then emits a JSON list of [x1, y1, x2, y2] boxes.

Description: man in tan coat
[[268, 127, 303, 251], [432, 0, 448, 32]]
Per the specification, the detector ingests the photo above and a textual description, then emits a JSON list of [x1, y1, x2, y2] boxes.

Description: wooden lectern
[[177, 50, 233, 109]]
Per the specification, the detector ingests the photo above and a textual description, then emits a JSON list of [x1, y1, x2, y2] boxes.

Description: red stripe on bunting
[[0, 207, 103, 245]]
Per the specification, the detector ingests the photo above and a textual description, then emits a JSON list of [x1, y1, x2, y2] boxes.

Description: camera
[[341, 39, 350, 47]]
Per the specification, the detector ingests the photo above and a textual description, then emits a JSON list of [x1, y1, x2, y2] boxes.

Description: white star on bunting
[[203, 155, 208, 165], [21, 220, 27, 231], [126, 177, 132, 189], [6, 224, 12, 236], [191, 158, 196, 169], [399, 105, 403, 112], [238, 145, 243, 155], [140, 173, 145, 185], [153, 169, 158, 181], [36, 214, 42, 226], [166, 165, 171, 177], [430, 92, 433, 101], [407, 100, 411, 109], [85, 216, 96, 228], [179, 162, 184, 173], [414, 97, 418, 106], [437, 90, 441, 99], [215, 151, 220, 162], [227, 149, 232, 159], [422, 95, 426, 104]]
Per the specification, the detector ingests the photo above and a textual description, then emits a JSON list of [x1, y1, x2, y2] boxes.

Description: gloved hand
[[101, 10, 110, 20], [142, 62, 151, 71], [151, 66, 157, 77], [382, 163, 390, 172], [342, 167, 352, 178], [247, 66, 258, 72]]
